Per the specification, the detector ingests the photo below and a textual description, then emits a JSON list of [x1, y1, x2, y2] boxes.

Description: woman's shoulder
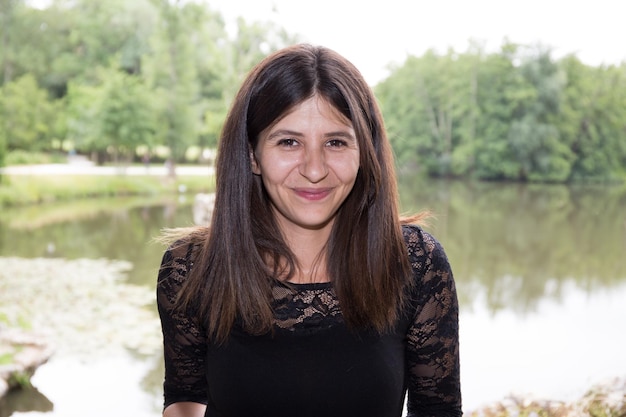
[[157, 228, 207, 295], [401, 223, 450, 273], [159, 226, 208, 264], [401, 223, 439, 252]]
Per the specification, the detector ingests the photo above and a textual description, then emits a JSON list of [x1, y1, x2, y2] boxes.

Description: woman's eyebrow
[[324, 131, 356, 140], [266, 129, 356, 141], [266, 129, 304, 140]]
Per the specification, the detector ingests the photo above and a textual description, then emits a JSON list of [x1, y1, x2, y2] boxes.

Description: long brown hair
[[174, 44, 415, 342]]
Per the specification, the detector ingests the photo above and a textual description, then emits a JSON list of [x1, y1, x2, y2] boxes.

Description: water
[[1, 179, 625, 415]]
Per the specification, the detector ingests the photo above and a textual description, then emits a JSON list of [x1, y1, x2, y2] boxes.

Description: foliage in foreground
[[469, 378, 626, 417]]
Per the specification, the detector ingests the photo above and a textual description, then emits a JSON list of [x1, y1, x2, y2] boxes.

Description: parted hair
[[173, 44, 416, 342]]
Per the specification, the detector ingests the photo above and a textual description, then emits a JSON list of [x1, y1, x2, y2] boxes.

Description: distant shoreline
[[0, 162, 214, 177]]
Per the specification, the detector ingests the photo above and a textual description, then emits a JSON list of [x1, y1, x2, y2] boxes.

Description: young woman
[[157, 44, 462, 417]]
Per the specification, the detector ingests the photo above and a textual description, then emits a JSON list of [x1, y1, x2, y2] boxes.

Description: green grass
[[4, 150, 66, 166], [0, 174, 215, 208]]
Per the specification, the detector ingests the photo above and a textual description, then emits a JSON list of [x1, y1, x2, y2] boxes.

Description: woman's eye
[[277, 138, 298, 147], [327, 139, 347, 148]]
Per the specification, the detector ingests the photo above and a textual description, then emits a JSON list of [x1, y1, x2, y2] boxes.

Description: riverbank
[[0, 162, 215, 207]]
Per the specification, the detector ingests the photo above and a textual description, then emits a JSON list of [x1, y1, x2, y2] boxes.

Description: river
[[1, 178, 625, 416]]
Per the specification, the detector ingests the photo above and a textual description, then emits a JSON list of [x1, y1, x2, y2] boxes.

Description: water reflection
[[0, 196, 193, 287], [0, 179, 625, 414], [0, 197, 188, 416], [398, 178, 626, 314], [0, 386, 52, 417], [461, 280, 626, 409]]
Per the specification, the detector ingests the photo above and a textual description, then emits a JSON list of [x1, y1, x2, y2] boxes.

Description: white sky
[[206, 0, 626, 84]]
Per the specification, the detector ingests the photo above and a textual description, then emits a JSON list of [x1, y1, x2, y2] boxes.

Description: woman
[[157, 44, 462, 417]]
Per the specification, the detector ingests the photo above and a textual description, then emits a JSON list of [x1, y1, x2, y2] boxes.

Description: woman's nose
[[299, 147, 328, 182]]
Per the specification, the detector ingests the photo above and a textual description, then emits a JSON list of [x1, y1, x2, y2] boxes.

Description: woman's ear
[[250, 148, 261, 175]]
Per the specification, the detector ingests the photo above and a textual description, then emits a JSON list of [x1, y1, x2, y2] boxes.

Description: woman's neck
[[280, 224, 332, 284]]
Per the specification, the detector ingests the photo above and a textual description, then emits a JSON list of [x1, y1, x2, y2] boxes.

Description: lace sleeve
[[403, 226, 462, 416], [156, 242, 208, 408]]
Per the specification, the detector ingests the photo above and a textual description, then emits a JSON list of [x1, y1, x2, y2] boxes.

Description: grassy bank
[[0, 173, 215, 208]]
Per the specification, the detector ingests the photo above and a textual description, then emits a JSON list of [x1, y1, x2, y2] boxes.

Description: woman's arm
[[404, 227, 462, 416], [163, 402, 207, 417], [157, 244, 209, 411]]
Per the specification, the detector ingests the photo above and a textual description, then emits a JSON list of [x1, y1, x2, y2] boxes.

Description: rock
[[0, 327, 54, 397]]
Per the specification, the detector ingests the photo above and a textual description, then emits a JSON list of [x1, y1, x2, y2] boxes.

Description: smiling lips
[[293, 187, 333, 201]]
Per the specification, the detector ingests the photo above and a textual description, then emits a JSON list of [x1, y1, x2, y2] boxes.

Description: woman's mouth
[[293, 188, 332, 201]]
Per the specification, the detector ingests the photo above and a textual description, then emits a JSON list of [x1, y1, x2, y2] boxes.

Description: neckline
[[281, 281, 333, 291]]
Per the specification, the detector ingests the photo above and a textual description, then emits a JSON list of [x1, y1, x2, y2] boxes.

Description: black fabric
[[157, 224, 462, 416]]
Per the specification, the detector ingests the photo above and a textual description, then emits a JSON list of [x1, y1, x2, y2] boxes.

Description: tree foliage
[[0, 1, 623, 183], [376, 42, 626, 183], [0, 74, 58, 151], [99, 70, 157, 162], [0, 0, 297, 172]]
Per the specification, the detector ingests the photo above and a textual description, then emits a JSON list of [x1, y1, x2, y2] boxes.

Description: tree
[[558, 57, 626, 181], [98, 70, 156, 163], [0, 74, 57, 152], [378, 41, 604, 183], [146, 0, 200, 176], [0, 88, 5, 169], [376, 54, 438, 173], [0, 0, 24, 85], [376, 49, 476, 177], [505, 47, 573, 182], [184, 4, 229, 151], [64, 80, 104, 159]]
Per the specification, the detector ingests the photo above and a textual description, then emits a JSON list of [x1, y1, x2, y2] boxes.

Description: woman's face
[[251, 95, 360, 237]]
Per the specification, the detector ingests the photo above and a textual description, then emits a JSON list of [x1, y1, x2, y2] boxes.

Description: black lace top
[[157, 224, 462, 417]]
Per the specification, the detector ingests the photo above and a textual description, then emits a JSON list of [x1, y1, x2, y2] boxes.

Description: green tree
[[378, 42, 609, 183], [469, 43, 525, 180], [376, 53, 437, 172], [0, 74, 56, 152], [98, 70, 156, 163], [0, 88, 5, 169], [559, 57, 626, 181], [505, 47, 573, 182], [190, 11, 298, 151], [64, 80, 104, 160], [3, 0, 158, 98], [0, 0, 24, 85], [146, 0, 200, 176], [377, 49, 476, 177]]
